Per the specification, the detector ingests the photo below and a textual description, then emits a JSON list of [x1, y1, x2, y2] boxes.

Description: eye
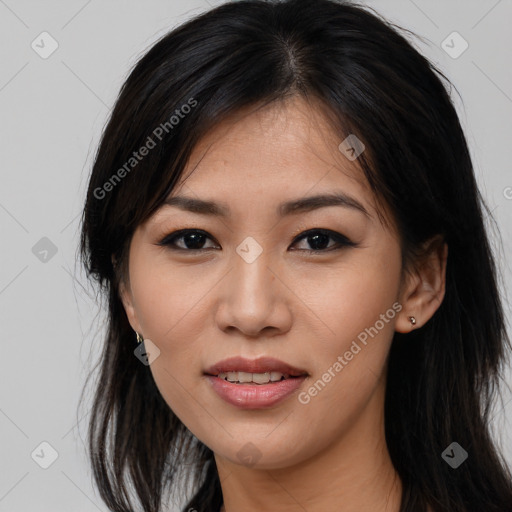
[[290, 228, 357, 252], [158, 229, 219, 251], [158, 228, 356, 253]]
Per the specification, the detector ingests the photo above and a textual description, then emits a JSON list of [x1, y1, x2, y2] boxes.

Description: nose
[[214, 247, 293, 338]]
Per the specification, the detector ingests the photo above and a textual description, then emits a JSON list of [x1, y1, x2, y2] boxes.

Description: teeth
[[238, 371, 252, 383], [217, 371, 290, 384], [252, 372, 270, 384], [270, 371, 285, 382]]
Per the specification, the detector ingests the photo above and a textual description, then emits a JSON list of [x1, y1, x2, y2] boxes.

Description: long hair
[[79, 1, 512, 510]]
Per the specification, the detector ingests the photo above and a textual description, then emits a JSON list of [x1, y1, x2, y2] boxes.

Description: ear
[[395, 235, 448, 333], [115, 256, 143, 335]]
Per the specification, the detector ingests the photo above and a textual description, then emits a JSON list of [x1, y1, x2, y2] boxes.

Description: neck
[[215, 381, 402, 512]]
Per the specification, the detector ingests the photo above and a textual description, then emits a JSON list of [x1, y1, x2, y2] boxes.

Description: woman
[[79, 0, 512, 510]]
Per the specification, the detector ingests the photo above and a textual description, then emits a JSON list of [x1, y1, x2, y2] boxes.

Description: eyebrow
[[163, 192, 370, 219]]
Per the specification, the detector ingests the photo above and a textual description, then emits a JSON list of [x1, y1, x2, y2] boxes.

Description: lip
[[205, 375, 307, 409], [204, 356, 308, 377], [204, 356, 308, 409]]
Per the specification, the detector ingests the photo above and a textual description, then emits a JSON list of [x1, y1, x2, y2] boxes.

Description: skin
[[119, 96, 447, 512]]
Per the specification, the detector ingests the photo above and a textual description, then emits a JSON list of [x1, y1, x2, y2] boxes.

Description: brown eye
[[290, 229, 357, 252], [158, 230, 219, 251]]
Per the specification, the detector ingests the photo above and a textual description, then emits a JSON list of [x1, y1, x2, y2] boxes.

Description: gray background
[[1, 0, 511, 510]]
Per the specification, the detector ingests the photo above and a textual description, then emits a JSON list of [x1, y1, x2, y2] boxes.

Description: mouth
[[213, 371, 302, 384], [204, 356, 309, 382], [204, 356, 308, 409]]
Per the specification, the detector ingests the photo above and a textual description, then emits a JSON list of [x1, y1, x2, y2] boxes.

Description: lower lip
[[205, 375, 307, 409]]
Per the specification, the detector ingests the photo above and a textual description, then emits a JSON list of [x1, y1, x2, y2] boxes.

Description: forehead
[[177, 96, 368, 191]]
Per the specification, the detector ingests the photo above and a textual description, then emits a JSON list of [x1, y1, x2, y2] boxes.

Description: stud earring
[[409, 316, 416, 326], [136, 332, 144, 343]]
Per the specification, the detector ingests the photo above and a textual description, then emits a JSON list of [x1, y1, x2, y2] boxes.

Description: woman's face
[[120, 96, 415, 469]]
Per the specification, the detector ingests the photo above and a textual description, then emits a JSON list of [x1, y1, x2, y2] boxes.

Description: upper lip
[[204, 356, 308, 377]]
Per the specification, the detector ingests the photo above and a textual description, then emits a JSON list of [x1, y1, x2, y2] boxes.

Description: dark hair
[[79, 0, 512, 511]]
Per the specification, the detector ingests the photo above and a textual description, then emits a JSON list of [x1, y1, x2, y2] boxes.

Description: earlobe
[[395, 237, 448, 333]]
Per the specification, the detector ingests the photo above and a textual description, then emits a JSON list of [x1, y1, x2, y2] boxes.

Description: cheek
[[301, 243, 402, 345], [129, 262, 206, 423], [298, 244, 402, 405], [127, 249, 209, 411], [129, 242, 207, 343]]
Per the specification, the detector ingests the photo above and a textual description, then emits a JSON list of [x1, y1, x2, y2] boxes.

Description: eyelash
[[157, 228, 357, 253]]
